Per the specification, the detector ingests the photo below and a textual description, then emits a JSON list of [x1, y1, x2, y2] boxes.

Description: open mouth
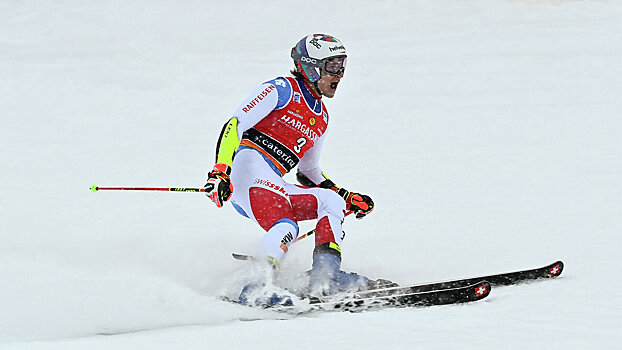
[[330, 82, 339, 89]]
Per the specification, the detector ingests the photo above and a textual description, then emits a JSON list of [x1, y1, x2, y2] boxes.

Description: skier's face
[[317, 70, 344, 98], [316, 56, 346, 98]]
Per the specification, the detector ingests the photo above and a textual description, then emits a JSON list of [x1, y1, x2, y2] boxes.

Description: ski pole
[[90, 184, 205, 193]]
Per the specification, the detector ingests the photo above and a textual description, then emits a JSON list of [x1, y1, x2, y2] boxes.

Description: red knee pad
[[290, 194, 319, 221], [249, 187, 295, 231]]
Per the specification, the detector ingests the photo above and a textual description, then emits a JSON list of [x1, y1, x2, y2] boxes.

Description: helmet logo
[[300, 56, 318, 65], [310, 38, 321, 49], [329, 45, 345, 52]]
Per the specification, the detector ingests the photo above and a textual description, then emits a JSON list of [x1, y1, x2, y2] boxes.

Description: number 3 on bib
[[293, 137, 307, 153]]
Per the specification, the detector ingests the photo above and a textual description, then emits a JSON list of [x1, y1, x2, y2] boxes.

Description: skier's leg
[[248, 186, 298, 264], [287, 185, 370, 295], [239, 188, 299, 306], [229, 150, 299, 305], [230, 149, 299, 264]]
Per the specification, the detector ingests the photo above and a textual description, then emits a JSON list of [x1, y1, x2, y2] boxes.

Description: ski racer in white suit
[[204, 34, 380, 305]]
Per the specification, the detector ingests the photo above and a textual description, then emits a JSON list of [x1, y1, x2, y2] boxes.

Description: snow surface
[[1, 0, 621, 348]]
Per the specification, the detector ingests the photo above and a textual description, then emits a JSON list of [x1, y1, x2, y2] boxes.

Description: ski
[[223, 280, 491, 313], [309, 280, 491, 312], [222, 261, 561, 313], [361, 260, 564, 298]]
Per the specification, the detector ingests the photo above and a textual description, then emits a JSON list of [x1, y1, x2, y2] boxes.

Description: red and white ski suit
[[221, 77, 346, 264]]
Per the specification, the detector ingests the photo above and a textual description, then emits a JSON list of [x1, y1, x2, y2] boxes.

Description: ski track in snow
[[1, 1, 621, 349]]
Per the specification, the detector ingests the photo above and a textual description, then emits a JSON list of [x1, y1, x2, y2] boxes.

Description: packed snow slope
[[1, 1, 621, 349]]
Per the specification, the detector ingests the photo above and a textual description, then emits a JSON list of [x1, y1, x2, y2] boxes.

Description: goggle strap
[[290, 48, 324, 69]]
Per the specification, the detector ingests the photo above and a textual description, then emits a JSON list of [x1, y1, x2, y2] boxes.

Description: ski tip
[[547, 261, 564, 278], [90, 184, 99, 192], [472, 281, 492, 300]]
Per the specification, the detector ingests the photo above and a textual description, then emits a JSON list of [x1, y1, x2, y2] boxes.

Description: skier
[[204, 34, 377, 305]]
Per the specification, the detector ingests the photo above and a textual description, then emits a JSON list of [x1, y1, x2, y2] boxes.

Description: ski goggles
[[323, 56, 347, 75]]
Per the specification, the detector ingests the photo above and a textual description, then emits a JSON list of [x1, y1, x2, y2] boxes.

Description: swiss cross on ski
[[476, 285, 488, 296], [548, 264, 562, 276]]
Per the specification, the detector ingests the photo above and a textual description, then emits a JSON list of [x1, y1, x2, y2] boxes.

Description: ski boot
[[308, 243, 399, 296], [237, 256, 294, 308], [308, 250, 370, 296], [238, 283, 294, 307]]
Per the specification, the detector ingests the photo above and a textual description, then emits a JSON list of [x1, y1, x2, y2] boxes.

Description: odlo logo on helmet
[[300, 56, 318, 64]]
